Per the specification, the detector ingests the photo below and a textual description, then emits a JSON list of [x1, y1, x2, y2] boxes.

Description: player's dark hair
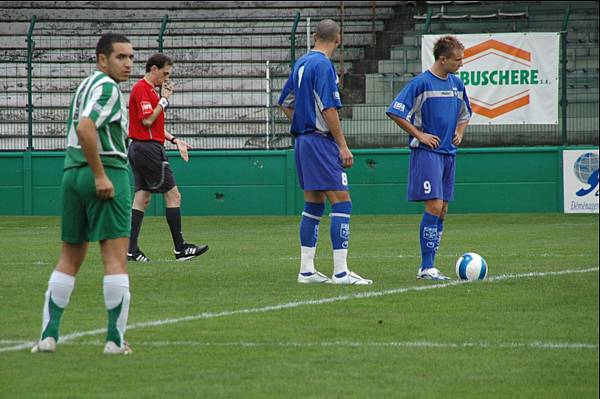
[[433, 35, 464, 60], [146, 53, 173, 73], [95, 33, 130, 60], [314, 19, 340, 43]]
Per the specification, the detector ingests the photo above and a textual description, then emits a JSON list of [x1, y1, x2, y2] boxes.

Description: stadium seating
[[342, 0, 599, 147], [0, 1, 406, 150]]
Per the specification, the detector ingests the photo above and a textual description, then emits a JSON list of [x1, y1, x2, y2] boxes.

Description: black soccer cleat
[[127, 249, 150, 262], [174, 242, 209, 261]]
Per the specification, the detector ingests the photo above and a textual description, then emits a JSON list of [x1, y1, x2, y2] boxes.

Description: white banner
[[563, 149, 599, 214], [422, 33, 559, 125]]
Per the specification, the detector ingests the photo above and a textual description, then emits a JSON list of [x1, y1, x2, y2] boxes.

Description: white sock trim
[[330, 213, 351, 218], [301, 212, 322, 221]]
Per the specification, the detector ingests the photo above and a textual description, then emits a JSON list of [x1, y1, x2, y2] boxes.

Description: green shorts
[[61, 166, 132, 244]]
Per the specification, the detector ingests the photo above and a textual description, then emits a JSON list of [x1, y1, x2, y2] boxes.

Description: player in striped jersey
[[32, 33, 135, 355]]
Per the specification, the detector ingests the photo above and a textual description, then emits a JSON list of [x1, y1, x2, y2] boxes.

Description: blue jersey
[[278, 50, 342, 136], [386, 70, 471, 155]]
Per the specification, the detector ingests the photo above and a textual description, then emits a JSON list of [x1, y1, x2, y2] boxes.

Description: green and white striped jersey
[[64, 70, 129, 170]]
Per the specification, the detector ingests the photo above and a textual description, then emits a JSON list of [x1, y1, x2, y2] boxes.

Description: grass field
[[0, 213, 598, 398]]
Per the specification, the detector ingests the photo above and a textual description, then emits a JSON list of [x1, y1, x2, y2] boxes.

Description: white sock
[[103, 274, 130, 347], [40, 271, 75, 339], [333, 249, 349, 276], [300, 246, 317, 274]]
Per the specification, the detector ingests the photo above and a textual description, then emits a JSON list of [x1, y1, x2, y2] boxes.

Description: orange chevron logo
[[463, 40, 532, 119]]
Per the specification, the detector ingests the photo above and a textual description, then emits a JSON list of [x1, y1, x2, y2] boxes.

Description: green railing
[[0, 5, 598, 151]]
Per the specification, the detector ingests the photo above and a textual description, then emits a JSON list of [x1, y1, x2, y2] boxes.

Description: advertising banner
[[563, 149, 599, 214], [422, 33, 559, 125]]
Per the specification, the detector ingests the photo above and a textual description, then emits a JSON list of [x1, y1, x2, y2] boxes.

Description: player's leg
[[128, 189, 151, 261], [33, 168, 88, 353], [88, 166, 133, 354], [327, 190, 372, 285], [434, 154, 455, 262], [32, 242, 88, 353], [408, 150, 449, 280], [163, 176, 208, 262], [297, 190, 328, 283], [100, 237, 132, 354]]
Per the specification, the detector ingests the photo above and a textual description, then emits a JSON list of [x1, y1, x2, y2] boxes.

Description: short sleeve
[[81, 83, 120, 129], [278, 74, 295, 108], [386, 80, 419, 121]]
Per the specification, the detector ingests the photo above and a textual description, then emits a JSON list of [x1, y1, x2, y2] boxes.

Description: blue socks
[[420, 212, 439, 270], [299, 202, 324, 275], [331, 201, 352, 277]]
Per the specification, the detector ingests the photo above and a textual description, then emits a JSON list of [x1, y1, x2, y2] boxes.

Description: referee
[[127, 53, 208, 262]]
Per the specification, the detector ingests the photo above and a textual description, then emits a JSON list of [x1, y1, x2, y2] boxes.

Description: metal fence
[[0, 5, 598, 151]]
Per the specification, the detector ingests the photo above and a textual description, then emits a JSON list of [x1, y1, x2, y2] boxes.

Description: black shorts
[[128, 140, 176, 193]]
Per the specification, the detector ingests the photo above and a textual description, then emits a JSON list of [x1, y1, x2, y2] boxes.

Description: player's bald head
[[315, 19, 340, 43]]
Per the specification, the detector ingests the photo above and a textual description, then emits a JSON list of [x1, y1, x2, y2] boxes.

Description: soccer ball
[[455, 253, 488, 280]]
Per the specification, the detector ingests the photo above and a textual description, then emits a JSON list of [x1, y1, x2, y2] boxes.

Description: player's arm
[[280, 106, 294, 122], [141, 81, 173, 127], [322, 107, 353, 168], [76, 117, 113, 200], [165, 130, 190, 162], [387, 114, 440, 149], [453, 121, 469, 146]]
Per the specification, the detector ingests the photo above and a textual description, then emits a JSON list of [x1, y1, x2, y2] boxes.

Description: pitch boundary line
[[1, 267, 598, 353], [49, 339, 600, 351]]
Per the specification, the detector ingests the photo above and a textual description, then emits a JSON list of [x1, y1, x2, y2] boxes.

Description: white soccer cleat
[[417, 267, 451, 281], [297, 271, 331, 284], [331, 271, 373, 285], [31, 337, 56, 353], [103, 341, 132, 355]]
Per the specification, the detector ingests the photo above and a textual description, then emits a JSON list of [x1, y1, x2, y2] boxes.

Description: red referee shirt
[[128, 78, 166, 143]]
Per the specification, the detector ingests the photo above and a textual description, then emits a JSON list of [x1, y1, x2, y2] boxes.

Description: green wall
[[0, 147, 577, 216]]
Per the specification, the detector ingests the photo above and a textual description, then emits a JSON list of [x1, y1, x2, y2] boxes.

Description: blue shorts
[[294, 133, 349, 191], [407, 149, 455, 202]]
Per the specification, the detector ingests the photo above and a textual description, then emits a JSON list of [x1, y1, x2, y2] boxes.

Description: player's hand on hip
[[176, 139, 191, 162], [162, 80, 174, 99], [95, 175, 115, 200], [418, 132, 440, 149], [340, 146, 354, 168], [453, 131, 463, 146]]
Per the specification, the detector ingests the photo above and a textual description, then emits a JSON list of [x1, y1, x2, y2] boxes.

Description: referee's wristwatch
[[158, 97, 169, 110]]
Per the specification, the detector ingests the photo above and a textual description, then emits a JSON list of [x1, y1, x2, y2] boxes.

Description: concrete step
[[0, 4, 397, 22], [0, 105, 282, 123], [0, 46, 364, 64], [0, 76, 289, 93], [0, 31, 375, 49], [0, 18, 386, 36]]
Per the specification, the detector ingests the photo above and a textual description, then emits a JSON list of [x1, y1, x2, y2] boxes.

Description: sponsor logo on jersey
[[141, 101, 153, 114], [393, 102, 405, 111]]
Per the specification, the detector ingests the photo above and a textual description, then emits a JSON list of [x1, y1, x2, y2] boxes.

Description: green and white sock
[[103, 274, 130, 347], [40, 271, 75, 341]]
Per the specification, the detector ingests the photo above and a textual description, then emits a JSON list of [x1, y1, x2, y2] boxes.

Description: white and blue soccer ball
[[455, 253, 488, 280]]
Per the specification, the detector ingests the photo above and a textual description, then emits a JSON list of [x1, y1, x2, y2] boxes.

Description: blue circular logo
[[573, 153, 599, 184]]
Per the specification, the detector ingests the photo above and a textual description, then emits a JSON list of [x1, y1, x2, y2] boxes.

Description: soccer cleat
[[31, 337, 56, 353], [417, 267, 451, 280], [103, 340, 132, 355], [297, 271, 331, 284], [331, 271, 373, 285], [127, 249, 150, 262], [174, 242, 209, 261]]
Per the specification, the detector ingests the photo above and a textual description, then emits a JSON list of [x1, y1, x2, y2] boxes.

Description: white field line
[[1, 253, 594, 266], [64, 339, 599, 350], [1, 267, 598, 354]]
